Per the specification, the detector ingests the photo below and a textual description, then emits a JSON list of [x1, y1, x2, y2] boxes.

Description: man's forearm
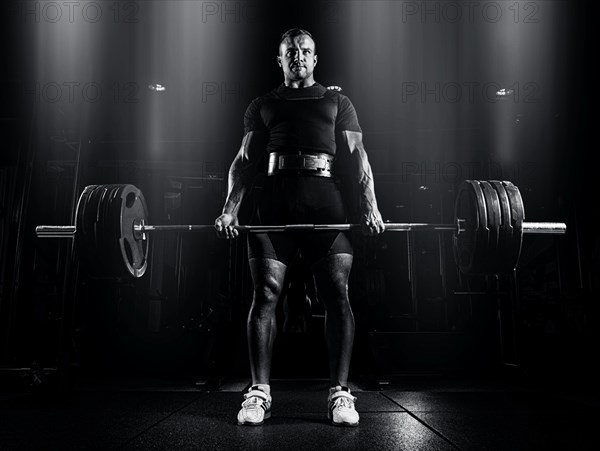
[[222, 154, 253, 216], [339, 130, 380, 215], [352, 146, 379, 214]]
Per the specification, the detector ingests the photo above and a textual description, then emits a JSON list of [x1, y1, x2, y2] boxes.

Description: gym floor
[[1, 375, 596, 450]]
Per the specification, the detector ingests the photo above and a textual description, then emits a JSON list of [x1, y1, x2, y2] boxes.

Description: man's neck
[[284, 78, 316, 89]]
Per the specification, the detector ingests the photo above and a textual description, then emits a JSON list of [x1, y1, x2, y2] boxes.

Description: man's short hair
[[278, 28, 316, 54]]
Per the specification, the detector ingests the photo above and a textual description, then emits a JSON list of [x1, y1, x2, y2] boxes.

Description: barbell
[[35, 181, 566, 278]]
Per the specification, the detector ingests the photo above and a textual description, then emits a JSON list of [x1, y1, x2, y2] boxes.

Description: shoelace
[[332, 396, 355, 410], [242, 391, 271, 410], [242, 396, 262, 408]]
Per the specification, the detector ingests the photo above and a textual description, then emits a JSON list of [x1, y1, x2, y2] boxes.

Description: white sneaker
[[237, 385, 272, 426], [328, 386, 359, 427]]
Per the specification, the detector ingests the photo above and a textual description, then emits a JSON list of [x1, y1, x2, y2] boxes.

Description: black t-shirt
[[243, 82, 362, 156]]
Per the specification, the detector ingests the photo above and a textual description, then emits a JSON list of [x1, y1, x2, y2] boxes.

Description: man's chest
[[260, 97, 338, 129]]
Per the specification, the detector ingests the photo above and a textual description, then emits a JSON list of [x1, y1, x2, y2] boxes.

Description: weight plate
[[470, 180, 491, 275], [453, 180, 489, 275], [107, 185, 129, 276], [479, 181, 501, 274], [502, 181, 524, 273], [82, 185, 106, 274], [96, 184, 123, 274], [74, 185, 97, 269], [90, 185, 120, 275], [490, 180, 513, 274], [74, 184, 147, 278], [116, 184, 149, 278], [454, 183, 476, 274], [89, 184, 148, 278]]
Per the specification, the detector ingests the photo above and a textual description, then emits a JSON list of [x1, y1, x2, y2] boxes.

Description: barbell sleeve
[[522, 222, 567, 234], [36, 225, 77, 238]]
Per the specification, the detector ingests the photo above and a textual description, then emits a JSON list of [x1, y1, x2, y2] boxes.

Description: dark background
[[0, 0, 596, 390]]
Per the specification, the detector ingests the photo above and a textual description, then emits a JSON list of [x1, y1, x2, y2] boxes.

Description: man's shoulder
[[322, 86, 353, 103], [245, 87, 280, 108]]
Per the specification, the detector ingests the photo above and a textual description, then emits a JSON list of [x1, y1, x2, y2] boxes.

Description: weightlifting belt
[[267, 152, 334, 177]]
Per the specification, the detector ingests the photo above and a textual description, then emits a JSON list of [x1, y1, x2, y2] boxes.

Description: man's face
[[277, 34, 317, 82]]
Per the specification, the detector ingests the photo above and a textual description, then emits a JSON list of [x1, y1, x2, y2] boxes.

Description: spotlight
[[148, 83, 166, 92], [495, 88, 514, 99]]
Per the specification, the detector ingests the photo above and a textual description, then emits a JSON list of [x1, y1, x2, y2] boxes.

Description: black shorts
[[247, 175, 353, 266]]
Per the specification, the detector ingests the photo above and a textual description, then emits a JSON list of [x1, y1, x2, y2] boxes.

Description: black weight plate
[[453, 180, 488, 275], [76, 184, 129, 278], [91, 185, 118, 275], [490, 180, 514, 273], [480, 181, 501, 274], [106, 187, 124, 236], [502, 181, 524, 272], [109, 185, 131, 277], [470, 180, 490, 275], [81, 185, 106, 275], [99, 184, 132, 278], [453, 183, 476, 274], [457, 180, 489, 275], [74, 185, 97, 268], [96, 184, 123, 275]]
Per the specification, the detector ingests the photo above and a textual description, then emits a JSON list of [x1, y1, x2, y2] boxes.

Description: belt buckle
[[303, 155, 319, 170], [273, 153, 331, 174]]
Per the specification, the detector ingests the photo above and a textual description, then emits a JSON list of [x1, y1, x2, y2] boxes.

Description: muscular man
[[215, 28, 384, 427]]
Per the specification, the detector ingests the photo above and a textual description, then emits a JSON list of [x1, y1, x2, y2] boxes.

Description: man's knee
[[250, 274, 283, 316], [250, 258, 286, 301], [320, 268, 350, 296], [325, 295, 354, 318], [320, 279, 353, 317], [253, 285, 281, 305], [256, 269, 285, 296]]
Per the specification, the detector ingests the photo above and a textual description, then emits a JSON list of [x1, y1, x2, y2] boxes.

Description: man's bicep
[[240, 131, 267, 161], [339, 130, 365, 155], [336, 95, 362, 133]]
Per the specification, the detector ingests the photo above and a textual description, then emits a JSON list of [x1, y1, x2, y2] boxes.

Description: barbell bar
[[35, 221, 566, 237], [34, 181, 566, 278]]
